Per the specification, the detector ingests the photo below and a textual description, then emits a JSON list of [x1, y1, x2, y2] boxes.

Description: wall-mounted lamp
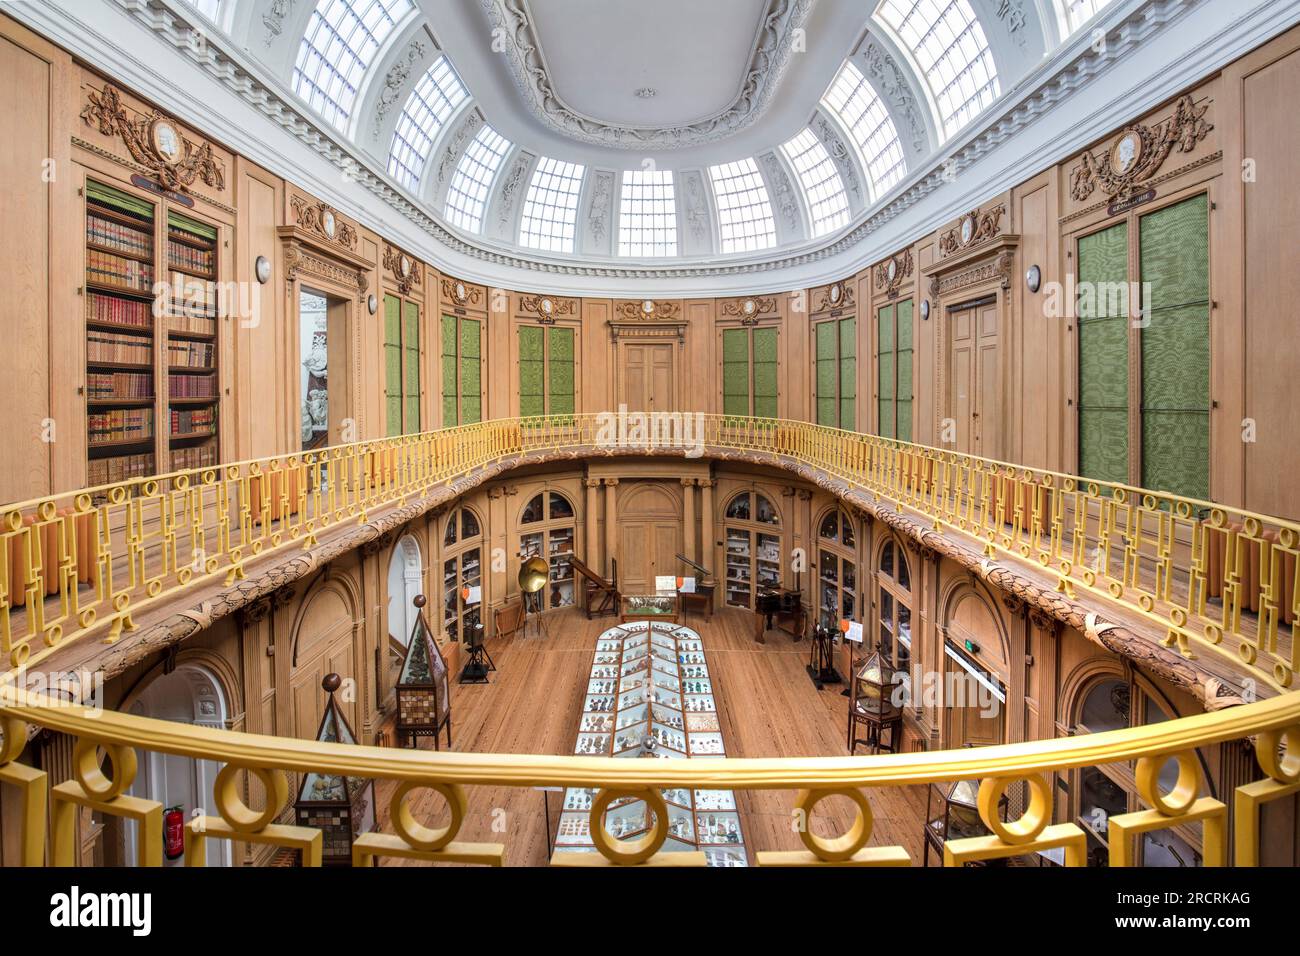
[[920, 299, 931, 321], [1026, 265, 1042, 294], [367, 294, 379, 316], [254, 255, 271, 285]]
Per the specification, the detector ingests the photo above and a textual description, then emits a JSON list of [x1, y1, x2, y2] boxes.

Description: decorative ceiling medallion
[[874, 248, 914, 298], [481, 0, 814, 149], [291, 195, 359, 251], [80, 83, 225, 193], [1070, 95, 1214, 203], [938, 204, 1006, 258], [521, 293, 577, 322], [618, 300, 681, 322], [442, 277, 482, 307], [383, 244, 422, 295], [720, 296, 777, 323]]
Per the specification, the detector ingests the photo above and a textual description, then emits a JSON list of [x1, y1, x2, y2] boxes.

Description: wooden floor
[[374, 607, 929, 866]]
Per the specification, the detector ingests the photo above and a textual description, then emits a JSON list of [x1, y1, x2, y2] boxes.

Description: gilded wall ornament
[[617, 300, 680, 322], [875, 249, 914, 297], [720, 297, 778, 322], [938, 204, 1005, 258], [442, 277, 482, 307], [383, 244, 421, 295], [291, 195, 359, 251], [520, 294, 577, 321], [1069, 95, 1214, 203], [81, 84, 226, 193]]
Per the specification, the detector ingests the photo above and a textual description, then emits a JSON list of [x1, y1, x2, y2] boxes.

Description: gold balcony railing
[[1, 680, 1297, 866], [0, 415, 1296, 693]]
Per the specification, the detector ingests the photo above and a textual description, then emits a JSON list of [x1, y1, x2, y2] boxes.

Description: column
[[584, 477, 601, 571], [682, 478, 696, 563], [604, 478, 619, 579], [699, 478, 715, 608]]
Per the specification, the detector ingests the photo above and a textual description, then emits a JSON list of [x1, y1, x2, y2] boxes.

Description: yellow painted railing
[[1, 681, 1297, 866], [0, 415, 1296, 693]]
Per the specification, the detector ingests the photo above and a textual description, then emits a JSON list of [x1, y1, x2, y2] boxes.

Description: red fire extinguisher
[[164, 805, 185, 861]]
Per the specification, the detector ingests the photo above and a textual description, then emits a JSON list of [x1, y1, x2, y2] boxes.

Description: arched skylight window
[[709, 159, 777, 254], [519, 158, 586, 254], [1063, 0, 1116, 32], [780, 129, 850, 238], [387, 56, 470, 194], [445, 125, 513, 234], [181, 0, 223, 25], [876, 0, 999, 139], [822, 61, 907, 201], [294, 0, 414, 133], [618, 170, 678, 257]]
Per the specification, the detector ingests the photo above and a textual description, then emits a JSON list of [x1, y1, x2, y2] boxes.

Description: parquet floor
[[374, 607, 929, 866]]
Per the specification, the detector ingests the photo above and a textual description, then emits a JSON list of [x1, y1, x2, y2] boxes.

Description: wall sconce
[[254, 255, 271, 285], [1026, 265, 1042, 294], [367, 294, 379, 316], [920, 299, 931, 321]]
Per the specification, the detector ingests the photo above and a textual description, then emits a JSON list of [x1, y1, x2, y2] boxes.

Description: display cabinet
[[848, 649, 903, 754], [621, 593, 679, 623], [519, 490, 577, 611], [722, 491, 782, 608], [395, 596, 451, 749], [555, 622, 748, 867]]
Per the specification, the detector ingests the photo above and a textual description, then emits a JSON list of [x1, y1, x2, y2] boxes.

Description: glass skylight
[[822, 60, 908, 201], [294, 0, 414, 133], [387, 56, 470, 194], [618, 170, 679, 257], [444, 125, 513, 234], [875, 0, 999, 139], [181, 0, 223, 24], [708, 159, 777, 254], [519, 158, 586, 254], [780, 129, 850, 238], [1063, 0, 1117, 32]]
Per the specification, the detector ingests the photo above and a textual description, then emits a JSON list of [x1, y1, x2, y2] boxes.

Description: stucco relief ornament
[[373, 41, 428, 139], [81, 83, 226, 193], [1070, 95, 1213, 202]]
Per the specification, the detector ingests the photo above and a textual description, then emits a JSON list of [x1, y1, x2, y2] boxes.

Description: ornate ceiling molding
[[479, 0, 815, 150], [81, 0, 1218, 285]]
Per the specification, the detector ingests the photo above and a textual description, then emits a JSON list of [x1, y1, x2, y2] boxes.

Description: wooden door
[[948, 301, 1001, 457], [620, 519, 681, 592], [621, 343, 675, 411]]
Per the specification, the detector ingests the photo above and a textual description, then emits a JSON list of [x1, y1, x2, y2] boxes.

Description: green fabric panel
[[877, 305, 895, 439], [441, 315, 458, 425], [460, 319, 481, 423], [753, 327, 778, 419], [1140, 194, 1209, 499], [722, 328, 750, 416], [815, 322, 837, 427], [897, 299, 914, 442], [1077, 222, 1130, 484], [167, 211, 217, 240], [403, 301, 420, 432], [384, 295, 402, 437], [839, 318, 856, 431], [87, 180, 154, 220], [518, 326, 544, 417], [549, 327, 575, 415]]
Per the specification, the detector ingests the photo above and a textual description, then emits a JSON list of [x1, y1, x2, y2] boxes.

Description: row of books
[[88, 452, 155, 487], [167, 240, 214, 276], [88, 408, 154, 445], [171, 407, 216, 436], [88, 331, 152, 366], [169, 444, 218, 472], [88, 250, 154, 293], [87, 292, 152, 329], [166, 340, 215, 369], [168, 315, 218, 336], [168, 272, 218, 319], [168, 374, 216, 398], [87, 213, 152, 258], [88, 371, 153, 401]]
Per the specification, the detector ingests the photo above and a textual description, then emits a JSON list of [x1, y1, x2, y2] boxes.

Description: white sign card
[[655, 575, 678, 594], [844, 620, 864, 644]]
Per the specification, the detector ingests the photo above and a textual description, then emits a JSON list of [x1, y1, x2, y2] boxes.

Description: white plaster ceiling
[[524, 0, 770, 128]]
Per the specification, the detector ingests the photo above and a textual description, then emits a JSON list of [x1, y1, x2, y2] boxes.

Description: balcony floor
[[373, 606, 930, 866]]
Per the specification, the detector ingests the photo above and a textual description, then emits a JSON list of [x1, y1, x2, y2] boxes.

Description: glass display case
[[556, 622, 749, 866], [519, 491, 576, 610], [723, 492, 783, 608], [395, 597, 451, 748]]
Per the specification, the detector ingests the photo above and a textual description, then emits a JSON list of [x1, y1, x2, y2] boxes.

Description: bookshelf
[[83, 180, 222, 485], [165, 212, 219, 472], [85, 181, 157, 485]]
